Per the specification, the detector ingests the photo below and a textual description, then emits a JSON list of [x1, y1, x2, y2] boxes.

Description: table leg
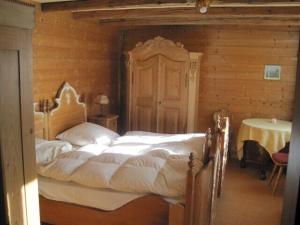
[[258, 146, 268, 180], [240, 141, 247, 168]]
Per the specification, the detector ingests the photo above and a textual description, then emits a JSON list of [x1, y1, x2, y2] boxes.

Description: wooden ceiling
[[39, 0, 300, 26]]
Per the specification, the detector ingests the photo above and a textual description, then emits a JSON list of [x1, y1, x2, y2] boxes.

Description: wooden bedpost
[[184, 128, 213, 225], [184, 153, 196, 225], [191, 128, 222, 225], [41, 99, 50, 140], [184, 150, 204, 225], [203, 128, 212, 164]]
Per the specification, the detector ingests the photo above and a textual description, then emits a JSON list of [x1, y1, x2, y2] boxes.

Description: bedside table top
[[89, 114, 119, 120]]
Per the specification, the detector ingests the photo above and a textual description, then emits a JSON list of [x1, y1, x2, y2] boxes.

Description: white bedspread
[[39, 176, 183, 211], [38, 135, 205, 197]]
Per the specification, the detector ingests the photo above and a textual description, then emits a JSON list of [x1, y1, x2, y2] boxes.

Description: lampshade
[[95, 94, 109, 105]]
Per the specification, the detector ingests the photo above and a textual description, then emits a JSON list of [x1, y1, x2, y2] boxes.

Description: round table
[[237, 118, 292, 179]]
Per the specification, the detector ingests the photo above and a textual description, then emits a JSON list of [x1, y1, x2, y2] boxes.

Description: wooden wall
[[122, 26, 298, 149], [32, 9, 299, 152], [33, 7, 119, 116]]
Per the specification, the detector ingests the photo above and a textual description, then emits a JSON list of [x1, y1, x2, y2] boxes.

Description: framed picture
[[264, 65, 281, 80]]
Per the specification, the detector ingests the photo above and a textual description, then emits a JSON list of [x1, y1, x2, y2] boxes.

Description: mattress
[[38, 176, 183, 211]]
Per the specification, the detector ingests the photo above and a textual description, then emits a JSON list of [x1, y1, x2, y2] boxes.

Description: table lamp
[[95, 94, 109, 117]]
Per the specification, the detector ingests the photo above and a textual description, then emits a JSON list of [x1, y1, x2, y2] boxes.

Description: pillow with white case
[[56, 122, 120, 146], [35, 139, 73, 165]]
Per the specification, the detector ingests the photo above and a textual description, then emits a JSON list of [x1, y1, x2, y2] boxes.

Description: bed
[[34, 82, 229, 225]]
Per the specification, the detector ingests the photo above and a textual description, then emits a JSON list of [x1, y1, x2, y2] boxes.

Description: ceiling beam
[[97, 16, 300, 26], [73, 7, 300, 20], [212, 0, 300, 7], [41, 0, 300, 12], [41, 0, 195, 12]]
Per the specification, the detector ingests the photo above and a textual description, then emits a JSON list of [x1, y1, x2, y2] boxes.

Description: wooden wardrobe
[[125, 36, 202, 134], [0, 1, 40, 225]]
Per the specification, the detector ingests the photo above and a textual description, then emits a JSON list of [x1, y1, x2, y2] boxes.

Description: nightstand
[[88, 115, 119, 132]]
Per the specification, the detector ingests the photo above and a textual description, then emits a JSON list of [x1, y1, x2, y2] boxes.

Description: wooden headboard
[[48, 82, 87, 140], [34, 102, 48, 139]]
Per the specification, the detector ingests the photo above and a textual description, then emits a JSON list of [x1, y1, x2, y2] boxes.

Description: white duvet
[[38, 135, 205, 198]]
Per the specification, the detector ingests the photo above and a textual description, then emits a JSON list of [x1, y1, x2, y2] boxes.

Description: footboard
[[183, 128, 222, 225]]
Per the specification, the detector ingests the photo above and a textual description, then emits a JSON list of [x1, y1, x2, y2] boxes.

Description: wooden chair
[[268, 152, 289, 195]]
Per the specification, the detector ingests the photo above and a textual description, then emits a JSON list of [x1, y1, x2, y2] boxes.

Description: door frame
[[281, 33, 300, 225]]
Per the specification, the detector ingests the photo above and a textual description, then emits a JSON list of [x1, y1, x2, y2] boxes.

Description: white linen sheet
[[35, 139, 73, 165], [114, 132, 206, 145], [38, 135, 206, 198], [38, 176, 183, 211]]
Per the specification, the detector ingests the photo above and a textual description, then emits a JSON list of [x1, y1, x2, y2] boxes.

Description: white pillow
[[35, 139, 73, 165], [56, 122, 120, 146]]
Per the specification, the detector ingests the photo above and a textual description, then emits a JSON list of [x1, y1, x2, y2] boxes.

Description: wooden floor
[[215, 160, 284, 225]]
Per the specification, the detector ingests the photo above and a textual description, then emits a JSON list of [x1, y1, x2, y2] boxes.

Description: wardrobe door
[[0, 23, 39, 225], [0, 50, 26, 224], [131, 56, 159, 132], [157, 55, 188, 134]]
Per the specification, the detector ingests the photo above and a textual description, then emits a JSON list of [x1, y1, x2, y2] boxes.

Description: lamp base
[[96, 113, 105, 118], [97, 104, 108, 117]]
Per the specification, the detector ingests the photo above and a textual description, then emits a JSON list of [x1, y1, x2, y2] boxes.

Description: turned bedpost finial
[[38, 99, 43, 112], [188, 152, 200, 176], [207, 128, 212, 146], [41, 99, 50, 113], [45, 99, 50, 113], [217, 115, 221, 131], [188, 152, 194, 170], [202, 128, 212, 164]]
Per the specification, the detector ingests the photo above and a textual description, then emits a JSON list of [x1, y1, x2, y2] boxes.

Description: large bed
[[34, 82, 230, 225]]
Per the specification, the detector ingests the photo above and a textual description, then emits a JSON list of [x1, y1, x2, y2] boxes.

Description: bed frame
[[34, 82, 228, 225], [213, 110, 231, 198], [34, 102, 48, 139]]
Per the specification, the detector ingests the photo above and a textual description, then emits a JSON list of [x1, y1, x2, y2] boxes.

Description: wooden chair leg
[[272, 166, 283, 195], [268, 165, 278, 186]]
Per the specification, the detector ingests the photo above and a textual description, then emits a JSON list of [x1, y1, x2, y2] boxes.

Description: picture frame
[[264, 65, 281, 80]]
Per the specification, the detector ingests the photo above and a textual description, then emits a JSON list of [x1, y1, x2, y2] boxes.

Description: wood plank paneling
[[33, 8, 119, 116], [123, 26, 298, 154]]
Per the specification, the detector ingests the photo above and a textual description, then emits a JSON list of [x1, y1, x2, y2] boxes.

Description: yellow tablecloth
[[237, 118, 292, 160]]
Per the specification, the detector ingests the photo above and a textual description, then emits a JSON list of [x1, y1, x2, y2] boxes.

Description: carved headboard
[[34, 102, 48, 139], [47, 82, 87, 140]]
